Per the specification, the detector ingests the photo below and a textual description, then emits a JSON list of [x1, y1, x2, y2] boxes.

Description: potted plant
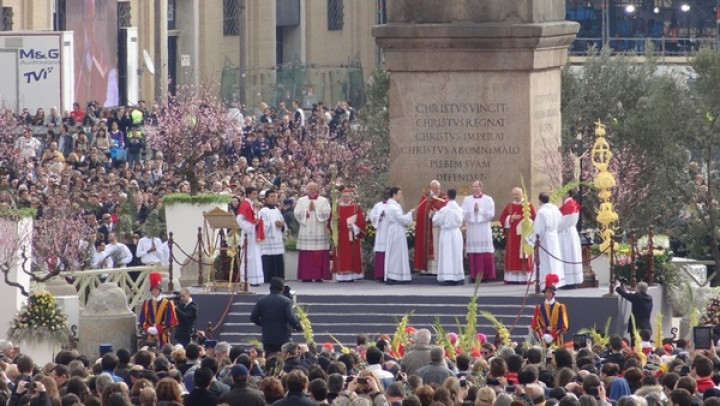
[[8, 287, 72, 363]]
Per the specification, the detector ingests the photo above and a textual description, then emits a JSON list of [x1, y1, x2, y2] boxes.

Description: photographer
[[9, 355, 50, 406], [250, 277, 303, 354], [174, 288, 198, 347], [615, 281, 653, 345]]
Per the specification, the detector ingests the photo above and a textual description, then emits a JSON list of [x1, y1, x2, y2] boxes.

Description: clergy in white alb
[[529, 192, 564, 289], [461, 181, 495, 282], [368, 194, 390, 281], [235, 187, 265, 286], [294, 182, 332, 281], [433, 189, 465, 284], [259, 189, 286, 281], [384, 187, 414, 283], [558, 191, 583, 286]]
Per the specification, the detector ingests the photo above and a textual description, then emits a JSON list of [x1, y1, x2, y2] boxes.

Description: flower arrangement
[[363, 222, 416, 250], [406, 222, 416, 249], [491, 221, 506, 250], [700, 292, 720, 326], [8, 288, 71, 345]]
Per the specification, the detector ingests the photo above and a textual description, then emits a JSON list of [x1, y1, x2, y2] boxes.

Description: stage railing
[[64, 266, 163, 308]]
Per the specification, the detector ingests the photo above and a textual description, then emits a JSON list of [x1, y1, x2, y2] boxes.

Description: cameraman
[[616, 280, 653, 345], [250, 277, 303, 354]]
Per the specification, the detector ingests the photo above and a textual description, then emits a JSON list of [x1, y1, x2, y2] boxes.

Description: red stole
[[236, 199, 265, 241], [559, 198, 581, 215]]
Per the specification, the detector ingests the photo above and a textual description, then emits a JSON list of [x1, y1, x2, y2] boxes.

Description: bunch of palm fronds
[[479, 310, 511, 347], [578, 316, 612, 348], [433, 316, 456, 359], [654, 312, 663, 349], [629, 314, 647, 365], [329, 333, 351, 354], [457, 279, 482, 352], [295, 305, 314, 343], [391, 311, 413, 357]]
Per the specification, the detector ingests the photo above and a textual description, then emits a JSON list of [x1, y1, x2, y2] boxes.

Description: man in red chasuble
[[499, 187, 536, 283], [413, 180, 447, 274], [333, 188, 366, 282]]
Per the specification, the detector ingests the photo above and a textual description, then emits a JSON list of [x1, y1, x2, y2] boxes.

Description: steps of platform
[[215, 293, 537, 348]]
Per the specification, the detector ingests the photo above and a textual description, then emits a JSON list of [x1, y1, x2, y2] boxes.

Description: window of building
[[224, 0, 240, 36], [118, 1, 131, 28], [1, 7, 13, 31], [327, 0, 344, 31]]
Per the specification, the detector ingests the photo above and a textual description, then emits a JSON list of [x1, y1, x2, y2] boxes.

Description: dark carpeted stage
[[189, 277, 669, 347]]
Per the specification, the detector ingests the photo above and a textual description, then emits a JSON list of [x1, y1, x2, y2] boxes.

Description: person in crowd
[[294, 182, 331, 282], [416, 347, 454, 386], [250, 277, 303, 353], [432, 189, 464, 286], [461, 180, 496, 282]]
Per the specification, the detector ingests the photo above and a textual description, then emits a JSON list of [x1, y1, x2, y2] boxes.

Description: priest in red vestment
[[499, 187, 536, 283], [333, 189, 366, 282], [413, 180, 447, 274]]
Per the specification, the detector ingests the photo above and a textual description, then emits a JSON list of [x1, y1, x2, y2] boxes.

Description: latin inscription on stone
[[398, 101, 516, 184]]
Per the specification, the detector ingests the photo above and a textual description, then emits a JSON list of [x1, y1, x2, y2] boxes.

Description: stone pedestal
[[283, 251, 298, 281], [19, 340, 61, 365], [78, 283, 137, 359], [56, 296, 80, 333], [373, 0, 578, 206], [45, 276, 78, 297]]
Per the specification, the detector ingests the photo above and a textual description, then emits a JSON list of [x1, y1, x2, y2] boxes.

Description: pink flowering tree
[[0, 109, 22, 178], [147, 84, 233, 195], [0, 205, 93, 296]]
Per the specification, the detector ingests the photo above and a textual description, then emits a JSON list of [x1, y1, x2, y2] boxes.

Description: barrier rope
[[172, 241, 215, 266], [208, 243, 248, 333], [536, 243, 611, 264]]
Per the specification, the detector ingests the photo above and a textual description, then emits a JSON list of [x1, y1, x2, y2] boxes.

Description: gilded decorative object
[[591, 121, 618, 254]]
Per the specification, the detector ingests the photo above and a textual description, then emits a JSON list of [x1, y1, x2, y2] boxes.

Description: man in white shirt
[[292, 99, 305, 128], [104, 232, 133, 266], [136, 233, 163, 265]]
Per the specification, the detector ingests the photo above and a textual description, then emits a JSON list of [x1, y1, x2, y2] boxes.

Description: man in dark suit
[[250, 277, 303, 354], [218, 365, 265, 406], [616, 281, 653, 345], [183, 367, 218, 406], [174, 288, 198, 347], [97, 213, 115, 243]]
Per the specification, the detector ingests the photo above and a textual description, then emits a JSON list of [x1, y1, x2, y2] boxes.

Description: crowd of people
[[0, 305, 716, 406], [0, 98, 362, 273]]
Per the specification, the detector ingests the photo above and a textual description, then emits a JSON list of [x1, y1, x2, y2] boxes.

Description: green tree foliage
[[561, 48, 690, 232]]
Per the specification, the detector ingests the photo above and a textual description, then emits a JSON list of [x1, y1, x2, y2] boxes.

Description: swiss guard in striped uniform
[[531, 273, 569, 347], [139, 272, 178, 347]]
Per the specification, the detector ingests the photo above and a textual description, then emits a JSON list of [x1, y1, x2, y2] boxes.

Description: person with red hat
[[138, 272, 178, 347], [531, 273, 569, 347]]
